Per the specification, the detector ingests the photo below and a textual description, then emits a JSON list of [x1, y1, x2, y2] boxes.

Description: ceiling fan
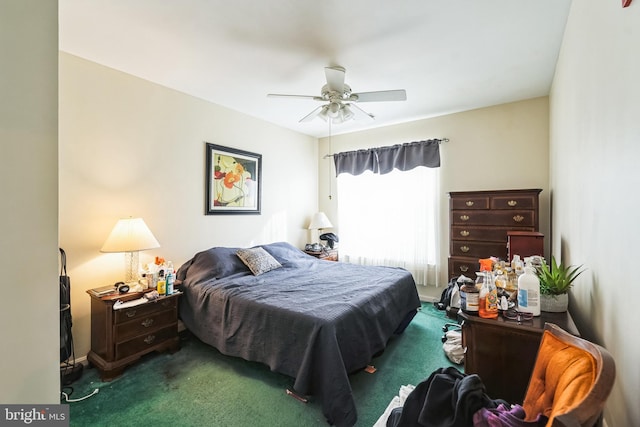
[[267, 66, 407, 124]]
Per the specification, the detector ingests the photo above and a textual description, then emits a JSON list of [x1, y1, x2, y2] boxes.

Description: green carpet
[[63, 303, 457, 426]]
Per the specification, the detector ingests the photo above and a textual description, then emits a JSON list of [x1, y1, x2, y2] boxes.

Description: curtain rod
[[322, 138, 449, 159]]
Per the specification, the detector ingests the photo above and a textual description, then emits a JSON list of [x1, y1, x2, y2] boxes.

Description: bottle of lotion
[[517, 261, 541, 316]]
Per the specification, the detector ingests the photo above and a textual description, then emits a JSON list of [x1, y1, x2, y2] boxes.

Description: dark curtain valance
[[333, 139, 441, 176]]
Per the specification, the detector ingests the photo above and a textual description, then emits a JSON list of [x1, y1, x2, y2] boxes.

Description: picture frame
[[205, 143, 262, 215]]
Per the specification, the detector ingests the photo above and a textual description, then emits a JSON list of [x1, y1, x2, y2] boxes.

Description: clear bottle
[[494, 269, 507, 289], [478, 267, 499, 319], [517, 262, 541, 316], [166, 265, 174, 296], [512, 255, 525, 278], [504, 266, 516, 292]]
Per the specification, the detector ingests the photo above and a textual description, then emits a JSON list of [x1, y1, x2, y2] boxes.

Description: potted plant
[[537, 256, 585, 312]]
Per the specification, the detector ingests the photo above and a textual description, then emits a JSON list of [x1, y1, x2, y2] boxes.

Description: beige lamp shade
[[101, 217, 160, 283], [101, 217, 160, 253], [307, 212, 333, 230]]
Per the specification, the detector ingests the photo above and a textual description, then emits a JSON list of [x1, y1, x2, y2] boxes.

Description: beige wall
[[318, 97, 550, 289], [59, 53, 318, 359], [0, 1, 60, 403], [550, 0, 640, 425]]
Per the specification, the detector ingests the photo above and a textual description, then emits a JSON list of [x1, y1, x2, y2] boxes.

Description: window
[[337, 166, 440, 286]]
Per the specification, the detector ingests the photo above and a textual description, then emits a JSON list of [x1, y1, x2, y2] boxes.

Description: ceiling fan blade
[[299, 105, 327, 123], [324, 66, 346, 93], [349, 103, 375, 121], [353, 89, 407, 102], [267, 94, 322, 101]]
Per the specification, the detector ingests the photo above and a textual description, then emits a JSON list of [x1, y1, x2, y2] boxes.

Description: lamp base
[[124, 251, 139, 283]]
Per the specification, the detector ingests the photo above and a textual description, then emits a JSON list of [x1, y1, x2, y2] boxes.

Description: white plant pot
[[540, 293, 569, 313]]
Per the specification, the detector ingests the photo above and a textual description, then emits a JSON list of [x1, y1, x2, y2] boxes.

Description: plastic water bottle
[[517, 262, 541, 316], [166, 265, 175, 296]]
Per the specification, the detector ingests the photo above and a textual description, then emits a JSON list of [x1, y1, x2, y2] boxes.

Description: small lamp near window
[[307, 212, 333, 248], [100, 217, 160, 284]]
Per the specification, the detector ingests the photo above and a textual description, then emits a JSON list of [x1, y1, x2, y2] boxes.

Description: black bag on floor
[[434, 277, 458, 310], [60, 248, 72, 363]]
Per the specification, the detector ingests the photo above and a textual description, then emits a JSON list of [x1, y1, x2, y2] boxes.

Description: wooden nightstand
[[86, 289, 181, 381], [304, 248, 339, 261]]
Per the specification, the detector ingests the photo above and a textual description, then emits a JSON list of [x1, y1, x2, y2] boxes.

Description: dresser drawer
[[450, 240, 507, 259], [448, 257, 480, 280], [115, 309, 177, 343], [451, 196, 490, 210], [114, 298, 177, 324], [491, 195, 537, 210], [451, 210, 536, 227], [115, 324, 177, 360], [452, 226, 536, 242]]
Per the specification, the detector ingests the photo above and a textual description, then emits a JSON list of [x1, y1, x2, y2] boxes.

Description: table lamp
[[100, 217, 160, 284], [307, 212, 333, 246]]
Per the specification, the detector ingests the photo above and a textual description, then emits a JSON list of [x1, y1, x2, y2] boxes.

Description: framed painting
[[205, 143, 262, 215]]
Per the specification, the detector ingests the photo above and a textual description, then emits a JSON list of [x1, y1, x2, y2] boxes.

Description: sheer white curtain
[[337, 166, 440, 286]]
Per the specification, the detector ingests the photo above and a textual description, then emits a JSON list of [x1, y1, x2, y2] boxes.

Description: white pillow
[[236, 247, 282, 276]]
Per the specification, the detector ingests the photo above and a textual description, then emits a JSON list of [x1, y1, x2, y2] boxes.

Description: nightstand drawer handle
[[141, 318, 154, 328], [126, 310, 137, 318], [508, 200, 518, 207], [513, 215, 524, 222], [460, 246, 470, 253], [465, 200, 474, 207], [144, 335, 156, 344], [460, 215, 469, 221], [161, 301, 171, 307], [459, 230, 470, 237], [459, 266, 469, 272]]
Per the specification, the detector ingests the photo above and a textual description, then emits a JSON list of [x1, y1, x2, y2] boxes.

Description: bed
[[176, 241, 421, 426]]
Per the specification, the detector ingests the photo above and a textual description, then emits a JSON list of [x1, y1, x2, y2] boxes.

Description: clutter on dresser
[[141, 256, 177, 295], [448, 252, 546, 320]]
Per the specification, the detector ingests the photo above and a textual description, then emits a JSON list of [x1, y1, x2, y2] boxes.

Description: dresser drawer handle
[[465, 200, 474, 207], [508, 200, 518, 207], [126, 310, 137, 318], [144, 335, 156, 345], [460, 215, 469, 221], [460, 246, 470, 253], [513, 215, 524, 223], [161, 300, 171, 307], [459, 266, 469, 272], [459, 230, 470, 237], [141, 318, 154, 328]]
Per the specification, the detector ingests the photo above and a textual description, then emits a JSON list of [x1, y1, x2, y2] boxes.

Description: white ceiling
[[59, 0, 572, 138]]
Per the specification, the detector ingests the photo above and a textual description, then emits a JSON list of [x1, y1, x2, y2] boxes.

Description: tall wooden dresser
[[448, 189, 542, 280]]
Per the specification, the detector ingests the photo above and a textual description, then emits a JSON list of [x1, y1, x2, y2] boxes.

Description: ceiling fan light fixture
[[341, 104, 354, 121], [328, 102, 341, 117], [318, 105, 330, 122]]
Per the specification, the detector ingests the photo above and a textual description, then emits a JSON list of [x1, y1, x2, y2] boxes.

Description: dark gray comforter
[[176, 242, 421, 426]]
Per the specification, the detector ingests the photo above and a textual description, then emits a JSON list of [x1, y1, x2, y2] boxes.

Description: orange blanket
[[522, 330, 597, 426]]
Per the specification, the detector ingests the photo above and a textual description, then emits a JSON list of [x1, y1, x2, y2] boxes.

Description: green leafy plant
[[537, 256, 585, 296]]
